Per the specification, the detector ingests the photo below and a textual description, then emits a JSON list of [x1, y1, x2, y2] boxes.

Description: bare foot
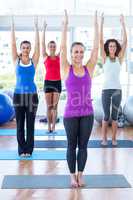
[[112, 140, 117, 146], [19, 153, 26, 157], [48, 124, 52, 133], [77, 173, 85, 187], [25, 153, 31, 157], [51, 126, 55, 133], [101, 140, 108, 146], [70, 174, 78, 188]]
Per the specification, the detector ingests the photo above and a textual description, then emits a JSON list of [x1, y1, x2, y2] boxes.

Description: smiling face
[[71, 44, 85, 65], [108, 41, 117, 56], [20, 42, 31, 56], [48, 41, 56, 55]]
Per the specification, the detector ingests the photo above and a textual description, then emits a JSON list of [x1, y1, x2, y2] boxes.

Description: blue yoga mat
[[0, 150, 66, 160], [34, 140, 133, 148], [2, 175, 131, 189], [0, 129, 66, 136]]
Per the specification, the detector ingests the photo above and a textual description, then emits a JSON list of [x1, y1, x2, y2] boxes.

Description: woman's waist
[[16, 81, 36, 86], [65, 101, 93, 109], [64, 107, 94, 117]]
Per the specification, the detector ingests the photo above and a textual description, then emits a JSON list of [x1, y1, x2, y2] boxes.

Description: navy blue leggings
[[63, 115, 94, 173], [102, 89, 122, 121]]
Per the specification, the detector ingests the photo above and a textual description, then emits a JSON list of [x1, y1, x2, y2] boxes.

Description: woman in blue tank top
[[60, 10, 99, 188], [11, 16, 40, 157], [100, 14, 127, 146]]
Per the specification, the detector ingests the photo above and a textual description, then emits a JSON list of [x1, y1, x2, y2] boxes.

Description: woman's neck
[[109, 54, 115, 59], [72, 62, 83, 68], [49, 53, 56, 57], [20, 55, 30, 63]]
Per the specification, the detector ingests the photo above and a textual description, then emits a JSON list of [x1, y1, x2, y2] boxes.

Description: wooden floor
[[0, 119, 133, 200]]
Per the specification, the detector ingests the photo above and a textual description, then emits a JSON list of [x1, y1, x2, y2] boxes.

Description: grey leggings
[[102, 89, 122, 121], [63, 115, 94, 173]]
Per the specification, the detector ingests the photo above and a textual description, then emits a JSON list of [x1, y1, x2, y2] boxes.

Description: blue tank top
[[64, 65, 93, 118], [14, 59, 37, 94]]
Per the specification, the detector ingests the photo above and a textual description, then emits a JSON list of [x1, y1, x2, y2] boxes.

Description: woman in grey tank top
[[100, 14, 127, 146]]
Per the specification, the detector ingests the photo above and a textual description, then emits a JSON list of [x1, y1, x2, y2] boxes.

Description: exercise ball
[[93, 97, 122, 124], [93, 98, 104, 124], [123, 96, 133, 125], [3, 90, 13, 99], [0, 92, 15, 125], [3, 90, 15, 120]]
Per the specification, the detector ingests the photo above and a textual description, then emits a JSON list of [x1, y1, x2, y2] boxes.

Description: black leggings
[[13, 93, 38, 155], [63, 115, 94, 173], [102, 89, 122, 121]]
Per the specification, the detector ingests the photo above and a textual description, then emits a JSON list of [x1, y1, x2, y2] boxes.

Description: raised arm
[[32, 16, 40, 68], [118, 15, 127, 63], [99, 13, 106, 62], [41, 20, 48, 59], [11, 16, 18, 64], [60, 10, 70, 77], [86, 11, 99, 77]]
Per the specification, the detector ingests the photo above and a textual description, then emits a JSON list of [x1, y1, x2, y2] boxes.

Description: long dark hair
[[104, 39, 121, 57]]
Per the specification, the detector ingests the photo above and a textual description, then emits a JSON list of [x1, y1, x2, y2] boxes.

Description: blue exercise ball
[[3, 90, 14, 100], [3, 90, 15, 120], [0, 92, 15, 125]]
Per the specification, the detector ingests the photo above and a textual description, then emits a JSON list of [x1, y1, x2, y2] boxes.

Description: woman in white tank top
[[100, 14, 127, 146]]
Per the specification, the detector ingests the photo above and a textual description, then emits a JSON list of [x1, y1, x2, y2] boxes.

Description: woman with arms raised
[[42, 21, 61, 132], [100, 14, 127, 146], [11, 16, 40, 157], [61, 10, 99, 187]]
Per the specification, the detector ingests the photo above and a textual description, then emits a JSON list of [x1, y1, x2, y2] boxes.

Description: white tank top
[[19, 59, 32, 67], [102, 57, 121, 90]]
